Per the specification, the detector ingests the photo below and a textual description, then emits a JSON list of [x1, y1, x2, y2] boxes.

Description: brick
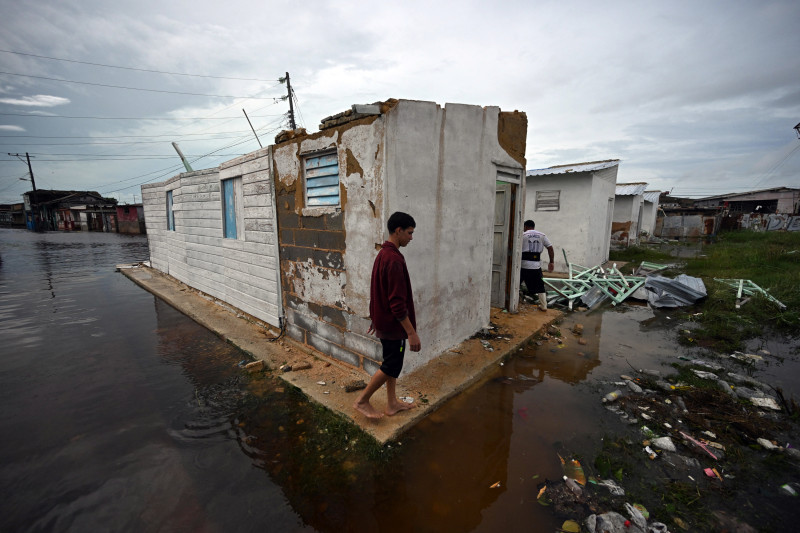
[[363, 358, 381, 375], [320, 305, 348, 329], [316, 230, 345, 251], [276, 194, 295, 216], [278, 212, 300, 230], [307, 333, 360, 368], [279, 228, 294, 245], [301, 215, 326, 230], [343, 331, 382, 361], [286, 323, 306, 343], [294, 229, 324, 248], [311, 249, 343, 269], [325, 211, 344, 231], [280, 245, 313, 263]]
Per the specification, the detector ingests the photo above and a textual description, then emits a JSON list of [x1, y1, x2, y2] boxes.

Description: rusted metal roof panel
[[526, 159, 619, 177]]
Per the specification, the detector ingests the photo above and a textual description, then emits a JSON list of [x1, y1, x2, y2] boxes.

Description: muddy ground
[[534, 308, 800, 533]]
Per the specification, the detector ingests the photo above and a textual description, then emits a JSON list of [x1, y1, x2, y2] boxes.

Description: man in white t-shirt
[[521, 219, 555, 311]]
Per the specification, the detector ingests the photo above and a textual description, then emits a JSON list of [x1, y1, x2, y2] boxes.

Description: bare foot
[[385, 398, 415, 416], [354, 401, 384, 420]]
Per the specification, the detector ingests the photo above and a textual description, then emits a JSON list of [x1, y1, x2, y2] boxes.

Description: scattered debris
[[245, 360, 266, 373], [343, 380, 366, 393], [714, 278, 786, 309]]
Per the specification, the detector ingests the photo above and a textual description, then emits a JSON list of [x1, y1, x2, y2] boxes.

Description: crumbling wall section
[[272, 117, 385, 371]]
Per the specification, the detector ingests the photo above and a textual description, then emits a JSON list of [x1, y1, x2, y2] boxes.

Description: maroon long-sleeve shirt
[[369, 241, 416, 340]]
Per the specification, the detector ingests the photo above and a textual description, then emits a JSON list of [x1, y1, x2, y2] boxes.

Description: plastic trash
[[602, 390, 623, 403], [563, 476, 583, 496], [559, 454, 587, 485], [651, 436, 677, 452], [781, 482, 800, 496]]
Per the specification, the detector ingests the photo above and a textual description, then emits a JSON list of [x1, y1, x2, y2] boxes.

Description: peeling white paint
[[288, 259, 346, 308]]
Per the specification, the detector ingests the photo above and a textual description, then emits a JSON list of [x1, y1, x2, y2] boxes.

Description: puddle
[[3, 229, 798, 532]]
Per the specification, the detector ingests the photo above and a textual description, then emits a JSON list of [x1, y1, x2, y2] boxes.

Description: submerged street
[[2, 228, 799, 532]]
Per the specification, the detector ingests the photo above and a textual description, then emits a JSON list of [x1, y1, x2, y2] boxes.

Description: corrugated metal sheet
[[643, 191, 661, 203], [526, 160, 619, 177], [615, 183, 648, 196]]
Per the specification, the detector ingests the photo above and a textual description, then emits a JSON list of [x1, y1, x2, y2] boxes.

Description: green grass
[[609, 245, 675, 264], [612, 231, 800, 351]]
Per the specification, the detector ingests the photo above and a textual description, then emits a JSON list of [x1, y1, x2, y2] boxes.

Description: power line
[[0, 70, 283, 100], [0, 130, 254, 139], [0, 111, 281, 120], [0, 48, 279, 82]]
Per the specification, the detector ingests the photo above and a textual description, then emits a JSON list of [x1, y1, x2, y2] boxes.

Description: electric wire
[[0, 49, 280, 82], [0, 70, 284, 100]]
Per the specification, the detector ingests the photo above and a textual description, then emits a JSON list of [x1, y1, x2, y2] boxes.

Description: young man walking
[[521, 219, 555, 311], [354, 212, 421, 420]]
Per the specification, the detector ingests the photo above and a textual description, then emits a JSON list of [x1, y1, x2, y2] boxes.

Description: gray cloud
[[0, 94, 70, 106]]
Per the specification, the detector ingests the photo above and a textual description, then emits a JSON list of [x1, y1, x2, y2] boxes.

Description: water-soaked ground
[[2, 229, 798, 532]]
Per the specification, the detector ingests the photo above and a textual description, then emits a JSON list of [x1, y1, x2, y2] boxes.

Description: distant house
[[22, 190, 117, 232], [115, 204, 146, 234], [0, 203, 25, 227], [693, 187, 799, 214], [640, 190, 662, 237], [143, 99, 528, 376], [525, 160, 619, 270], [611, 182, 648, 247]]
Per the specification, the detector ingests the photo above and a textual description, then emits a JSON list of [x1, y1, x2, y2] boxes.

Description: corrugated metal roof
[[526, 159, 619, 177], [643, 191, 661, 203], [616, 183, 648, 196]]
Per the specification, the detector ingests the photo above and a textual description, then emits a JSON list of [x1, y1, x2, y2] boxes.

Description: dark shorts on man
[[379, 338, 406, 378], [520, 267, 545, 294]]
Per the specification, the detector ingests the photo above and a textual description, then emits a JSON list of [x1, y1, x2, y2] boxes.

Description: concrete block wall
[[272, 119, 384, 372], [140, 149, 282, 327]]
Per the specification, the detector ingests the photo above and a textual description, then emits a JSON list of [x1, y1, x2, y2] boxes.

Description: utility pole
[[285, 71, 297, 130], [8, 152, 38, 231]]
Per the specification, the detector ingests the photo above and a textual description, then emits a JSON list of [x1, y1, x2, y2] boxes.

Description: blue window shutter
[[166, 190, 174, 231], [223, 179, 237, 238], [305, 153, 340, 206]]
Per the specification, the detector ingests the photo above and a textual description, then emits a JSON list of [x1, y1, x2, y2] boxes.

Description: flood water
[[2, 228, 798, 532]]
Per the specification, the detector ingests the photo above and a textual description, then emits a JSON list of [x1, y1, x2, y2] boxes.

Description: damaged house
[[525, 160, 620, 271], [611, 182, 648, 247], [142, 99, 528, 376]]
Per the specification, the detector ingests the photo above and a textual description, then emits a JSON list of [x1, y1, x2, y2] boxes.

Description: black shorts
[[379, 339, 406, 378], [521, 268, 545, 294]]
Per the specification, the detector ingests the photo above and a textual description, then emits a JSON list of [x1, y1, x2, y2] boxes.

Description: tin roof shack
[[640, 190, 662, 238], [273, 99, 527, 375], [525, 160, 619, 271], [693, 187, 799, 214], [654, 206, 720, 240], [141, 153, 283, 329], [115, 204, 146, 234], [22, 190, 117, 231], [611, 182, 648, 247]]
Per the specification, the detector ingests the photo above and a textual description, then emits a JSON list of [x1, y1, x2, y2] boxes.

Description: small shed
[[142, 99, 528, 377], [525, 160, 619, 271], [612, 182, 648, 247], [640, 190, 662, 237]]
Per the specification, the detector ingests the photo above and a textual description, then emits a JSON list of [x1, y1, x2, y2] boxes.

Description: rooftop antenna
[[171, 142, 193, 172], [794, 122, 800, 139]]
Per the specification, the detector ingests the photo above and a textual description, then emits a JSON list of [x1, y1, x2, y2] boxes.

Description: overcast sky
[[1, 0, 798, 204]]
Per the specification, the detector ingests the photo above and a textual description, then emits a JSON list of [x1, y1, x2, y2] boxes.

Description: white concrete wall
[[612, 194, 644, 244], [273, 100, 525, 375], [641, 200, 658, 236], [141, 150, 282, 327], [384, 101, 524, 373], [524, 165, 617, 271]]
